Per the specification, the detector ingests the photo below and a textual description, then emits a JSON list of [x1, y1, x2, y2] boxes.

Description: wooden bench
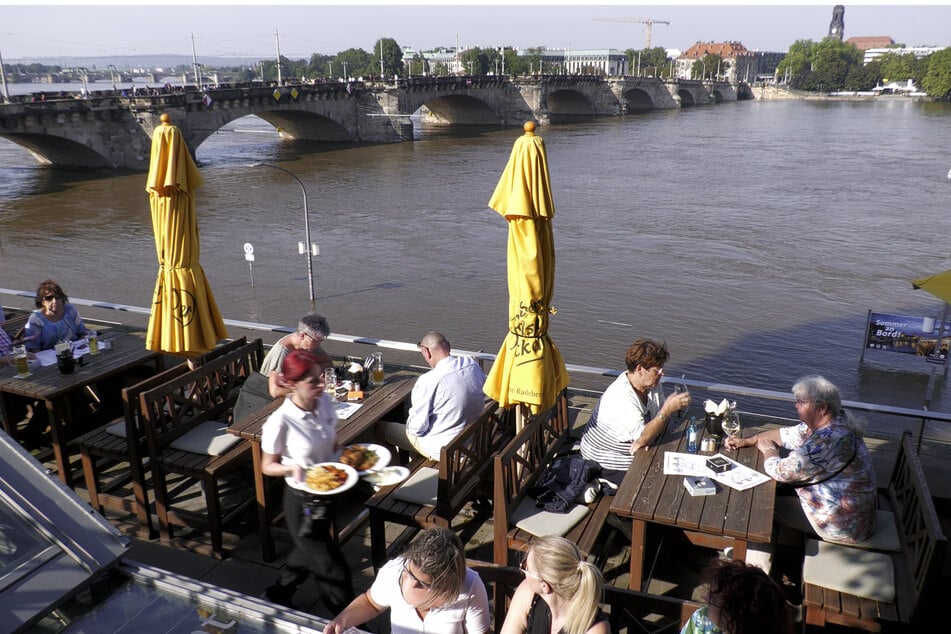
[[365, 400, 513, 569], [468, 559, 701, 634], [803, 431, 947, 631], [1, 313, 28, 340], [139, 338, 264, 556], [76, 337, 248, 539], [493, 393, 614, 567]]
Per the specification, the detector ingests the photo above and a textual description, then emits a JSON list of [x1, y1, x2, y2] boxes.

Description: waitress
[[22, 279, 88, 351], [260, 349, 355, 613]]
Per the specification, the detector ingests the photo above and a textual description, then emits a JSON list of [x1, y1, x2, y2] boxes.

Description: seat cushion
[[821, 510, 901, 552], [392, 466, 438, 506], [103, 421, 127, 438], [511, 496, 590, 538], [802, 539, 895, 602], [169, 421, 241, 457]]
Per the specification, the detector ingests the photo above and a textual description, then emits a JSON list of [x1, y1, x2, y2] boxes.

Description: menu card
[[663, 451, 771, 491]]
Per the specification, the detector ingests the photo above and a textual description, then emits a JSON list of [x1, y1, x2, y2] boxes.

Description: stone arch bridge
[[0, 76, 746, 170]]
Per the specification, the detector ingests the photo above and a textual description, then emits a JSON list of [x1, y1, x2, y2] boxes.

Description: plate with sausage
[[336, 443, 391, 475]]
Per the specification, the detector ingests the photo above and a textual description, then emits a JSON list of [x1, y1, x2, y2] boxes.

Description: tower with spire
[[828, 5, 845, 41]]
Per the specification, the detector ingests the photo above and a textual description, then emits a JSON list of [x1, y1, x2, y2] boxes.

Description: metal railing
[[4, 288, 950, 451]]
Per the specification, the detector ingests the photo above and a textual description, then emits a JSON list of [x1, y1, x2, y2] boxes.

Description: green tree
[[308, 53, 333, 78], [502, 48, 524, 75], [877, 51, 917, 82], [921, 48, 951, 98], [433, 61, 448, 77], [777, 39, 818, 80], [407, 53, 427, 76], [372, 37, 403, 78], [333, 47, 372, 80], [844, 60, 882, 91], [459, 47, 488, 75]]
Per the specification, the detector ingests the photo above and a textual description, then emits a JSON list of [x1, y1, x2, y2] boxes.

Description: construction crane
[[592, 17, 670, 50]]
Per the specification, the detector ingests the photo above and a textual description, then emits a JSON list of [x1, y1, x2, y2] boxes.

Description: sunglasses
[[402, 561, 434, 590], [519, 557, 543, 581], [42, 295, 62, 302]]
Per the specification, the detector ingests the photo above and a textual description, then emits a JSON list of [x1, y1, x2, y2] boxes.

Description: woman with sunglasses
[[501, 536, 608, 634], [22, 279, 88, 351], [324, 527, 489, 634]]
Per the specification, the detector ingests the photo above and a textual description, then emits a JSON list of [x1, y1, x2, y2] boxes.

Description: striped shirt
[[580, 372, 663, 471]]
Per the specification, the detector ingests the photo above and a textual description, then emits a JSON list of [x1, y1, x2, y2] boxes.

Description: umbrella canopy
[[912, 269, 951, 304], [145, 113, 227, 357], [483, 122, 569, 415]]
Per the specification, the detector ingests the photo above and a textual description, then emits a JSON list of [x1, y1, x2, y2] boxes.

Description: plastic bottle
[[687, 417, 699, 453]]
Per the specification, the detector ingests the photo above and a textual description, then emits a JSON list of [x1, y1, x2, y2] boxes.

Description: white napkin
[[704, 398, 732, 416]]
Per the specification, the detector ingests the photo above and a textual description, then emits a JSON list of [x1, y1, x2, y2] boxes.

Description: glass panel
[[0, 498, 54, 591]]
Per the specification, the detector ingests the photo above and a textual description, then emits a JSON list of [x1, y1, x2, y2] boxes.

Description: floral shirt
[[680, 607, 721, 634], [765, 420, 877, 542]]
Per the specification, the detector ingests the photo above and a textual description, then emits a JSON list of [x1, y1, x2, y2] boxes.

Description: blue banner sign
[[865, 311, 949, 364]]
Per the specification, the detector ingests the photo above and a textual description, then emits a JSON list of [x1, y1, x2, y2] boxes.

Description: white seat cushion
[[802, 539, 895, 602], [392, 467, 438, 506], [169, 421, 241, 457], [821, 510, 901, 552], [103, 421, 127, 438], [511, 496, 590, 538]]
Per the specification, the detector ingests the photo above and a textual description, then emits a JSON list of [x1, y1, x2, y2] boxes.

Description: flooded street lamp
[[251, 163, 316, 304]]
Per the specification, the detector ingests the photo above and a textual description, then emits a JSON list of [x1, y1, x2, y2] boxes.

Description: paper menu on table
[[333, 401, 363, 420], [663, 451, 772, 491]]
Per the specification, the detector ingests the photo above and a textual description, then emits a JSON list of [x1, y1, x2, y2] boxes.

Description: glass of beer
[[370, 352, 384, 387], [88, 330, 99, 355], [13, 345, 30, 378]]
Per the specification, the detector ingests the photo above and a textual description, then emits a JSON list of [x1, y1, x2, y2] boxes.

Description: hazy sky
[[2, 2, 950, 61]]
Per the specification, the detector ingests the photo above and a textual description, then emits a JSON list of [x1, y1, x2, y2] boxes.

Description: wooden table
[[610, 416, 776, 591], [0, 331, 164, 488], [228, 375, 417, 561]]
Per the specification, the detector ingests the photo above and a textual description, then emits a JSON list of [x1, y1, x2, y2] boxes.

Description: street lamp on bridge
[[251, 163, 317, 305]]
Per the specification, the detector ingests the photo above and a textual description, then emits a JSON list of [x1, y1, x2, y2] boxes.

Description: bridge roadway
[[0, 75, 748, 170]]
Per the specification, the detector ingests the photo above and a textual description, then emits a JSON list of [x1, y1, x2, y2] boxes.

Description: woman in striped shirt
[[579, 339, 690, 486]]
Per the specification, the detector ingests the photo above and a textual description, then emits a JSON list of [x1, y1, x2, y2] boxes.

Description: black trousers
[[273, 486, 355, 612]]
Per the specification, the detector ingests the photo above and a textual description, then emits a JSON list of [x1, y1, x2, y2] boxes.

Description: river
[[2, 93, 951, 419]]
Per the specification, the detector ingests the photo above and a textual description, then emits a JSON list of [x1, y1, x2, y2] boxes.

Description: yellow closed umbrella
[[145, 113, 227, 357], [483, 122, 569, 419], [912, 269, 951, 304]]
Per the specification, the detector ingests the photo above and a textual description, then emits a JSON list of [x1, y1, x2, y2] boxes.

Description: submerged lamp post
[[252, 163, 316, 304]]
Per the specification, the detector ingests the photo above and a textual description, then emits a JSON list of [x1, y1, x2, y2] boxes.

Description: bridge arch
[[547, 88, 596, 121], [710, 89, 725, 103], [623, 88, 655, 112], [252, 110, 356, 142], [0, 131, 126, 169], [677, 89, 697, 107], [417, 94, 501, 125]]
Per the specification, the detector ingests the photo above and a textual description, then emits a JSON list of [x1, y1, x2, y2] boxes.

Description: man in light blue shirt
[[385, 331, 486, 460]]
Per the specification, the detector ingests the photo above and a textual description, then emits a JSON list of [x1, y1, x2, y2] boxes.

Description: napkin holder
[[684, 476, 716, 496], [56, 349, 76, 374], [706, 456, 733, 473]]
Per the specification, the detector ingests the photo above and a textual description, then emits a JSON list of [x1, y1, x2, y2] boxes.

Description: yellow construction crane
[[592, 17, 670, 50]]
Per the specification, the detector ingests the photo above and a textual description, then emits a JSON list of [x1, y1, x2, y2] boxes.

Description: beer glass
[[13, 345, 29, 378]]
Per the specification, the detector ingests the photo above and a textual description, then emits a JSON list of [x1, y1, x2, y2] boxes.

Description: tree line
[[6, 36, 951, 99]]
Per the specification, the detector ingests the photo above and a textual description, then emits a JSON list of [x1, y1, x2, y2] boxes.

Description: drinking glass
[[721, 411, 741, 439], [13, 344, 29, 378], [673, 382, 687, 419], [370, 352, 384, 387], [324, 368, 338, 402]]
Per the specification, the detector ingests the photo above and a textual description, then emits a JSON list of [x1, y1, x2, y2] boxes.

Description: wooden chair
[[365, 400, 513, 569], [492, 392, 613, 566], [802, 431, 947, 631], [77, 337, 248, 538], [139, 338, 264, 555]]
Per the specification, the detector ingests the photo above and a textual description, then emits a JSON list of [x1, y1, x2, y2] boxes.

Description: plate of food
[[363, 465, 411, 487], [292, 462, 358, 495], [337, 443, 391, 475]]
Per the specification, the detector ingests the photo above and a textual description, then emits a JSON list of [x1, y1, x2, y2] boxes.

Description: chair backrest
[[492, 393, 570, 564], [1, 314, 29, 340], [123, 337, 248, 440], [887, 431, 947, 612], [435, 400, 512, 519], [139, 339, 264, 456]]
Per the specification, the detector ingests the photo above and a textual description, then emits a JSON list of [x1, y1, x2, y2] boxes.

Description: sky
[[1, 2, 950, 61]]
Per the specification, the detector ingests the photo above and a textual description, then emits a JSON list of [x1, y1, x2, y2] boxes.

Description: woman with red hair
[[260, 349, 355, 613]]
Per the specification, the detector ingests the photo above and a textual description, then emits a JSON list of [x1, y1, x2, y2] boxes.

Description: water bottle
[[687, 417, 699, 453]]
